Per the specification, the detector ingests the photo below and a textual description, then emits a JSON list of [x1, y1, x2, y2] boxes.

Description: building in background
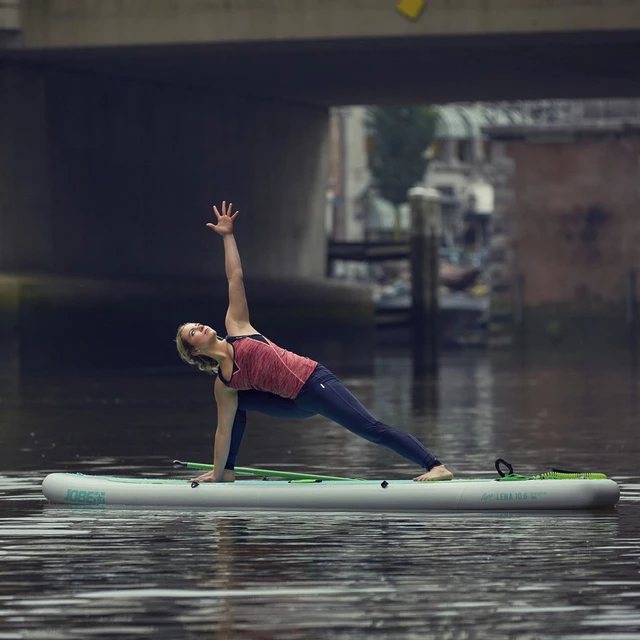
[[326, 107, 371, 280], [326, 107, 370, 243], [0, 0, 20, 42], [328, 106, 416, 248], [327, 103, 532, 246], [425, 104, 534, 259], [328, 98, 640, 257], [485, 99, 640, 351], [328, 98, 640, 349]]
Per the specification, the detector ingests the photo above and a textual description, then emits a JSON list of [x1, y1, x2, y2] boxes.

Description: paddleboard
[[41, 472, 620, 512]]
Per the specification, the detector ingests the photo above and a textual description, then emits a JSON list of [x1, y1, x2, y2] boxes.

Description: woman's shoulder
[[214, 376, 236, 397]]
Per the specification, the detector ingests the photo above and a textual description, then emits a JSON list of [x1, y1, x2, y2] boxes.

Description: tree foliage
[[367, 105, 438, 208]]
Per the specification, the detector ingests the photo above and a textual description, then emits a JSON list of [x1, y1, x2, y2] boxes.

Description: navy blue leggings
[[225, 364, 441, 471]]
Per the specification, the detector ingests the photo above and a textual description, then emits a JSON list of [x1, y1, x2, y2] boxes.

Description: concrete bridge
[[2, 0, 640, 375], [9, 0, 640, 104]]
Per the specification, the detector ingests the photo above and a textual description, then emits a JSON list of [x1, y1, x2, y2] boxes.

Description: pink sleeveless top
[[219, 334, 318, 399]]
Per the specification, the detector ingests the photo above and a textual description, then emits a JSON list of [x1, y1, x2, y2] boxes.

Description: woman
[[176, 201, 453, 484]]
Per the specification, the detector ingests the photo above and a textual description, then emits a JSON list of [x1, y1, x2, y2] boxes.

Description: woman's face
[[181, 323, 219, 354]]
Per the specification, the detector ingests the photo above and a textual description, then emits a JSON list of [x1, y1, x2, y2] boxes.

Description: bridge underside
[[3, 25, 640, 373], [9, 30, 640, 105]]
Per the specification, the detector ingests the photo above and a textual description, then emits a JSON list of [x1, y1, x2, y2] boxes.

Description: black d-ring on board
[[495, 458, 514, 477]]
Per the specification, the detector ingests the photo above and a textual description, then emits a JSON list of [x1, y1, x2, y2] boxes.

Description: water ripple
[[1, 354, 639, 639]]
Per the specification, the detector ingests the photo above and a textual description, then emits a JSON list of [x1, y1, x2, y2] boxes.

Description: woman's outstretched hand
[[207, 201, 239, 236], [190, 470, 218, 483]]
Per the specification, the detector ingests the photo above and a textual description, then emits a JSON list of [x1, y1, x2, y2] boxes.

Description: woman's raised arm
[[207, 201, 255, 335]]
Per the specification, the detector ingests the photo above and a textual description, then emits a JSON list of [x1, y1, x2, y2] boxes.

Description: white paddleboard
[[41, 472, 620, 512]]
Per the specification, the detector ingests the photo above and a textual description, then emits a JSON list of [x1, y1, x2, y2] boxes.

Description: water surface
[[1, 351, 638, 639]]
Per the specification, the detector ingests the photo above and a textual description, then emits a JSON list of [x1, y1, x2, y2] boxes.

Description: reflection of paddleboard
[[42, 472, 620, 512]]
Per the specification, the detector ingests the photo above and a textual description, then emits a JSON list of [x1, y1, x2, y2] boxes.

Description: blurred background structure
[[3, 8, 640, 639], [327, 99, 640, 351], [2, 0, 640, 374]]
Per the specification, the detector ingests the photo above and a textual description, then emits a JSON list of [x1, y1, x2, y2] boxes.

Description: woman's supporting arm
[[190, 379, 239, 483], [212, 380, 239, 481]]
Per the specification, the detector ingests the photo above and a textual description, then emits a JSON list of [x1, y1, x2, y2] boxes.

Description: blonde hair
[[175, 323, 219, 375]]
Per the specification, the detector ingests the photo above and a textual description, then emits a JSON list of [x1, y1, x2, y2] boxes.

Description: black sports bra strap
[[226, 333, 266, 344], [218, 360, 239, 385]]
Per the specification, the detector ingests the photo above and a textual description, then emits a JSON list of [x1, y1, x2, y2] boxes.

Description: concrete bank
[[0, 273, 375, 378]]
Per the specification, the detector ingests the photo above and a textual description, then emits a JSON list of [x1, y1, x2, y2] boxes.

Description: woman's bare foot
[[413, 465, 454, 482]]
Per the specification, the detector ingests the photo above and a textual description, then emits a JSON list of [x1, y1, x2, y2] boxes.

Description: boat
[[373, 279, 490, 347], [41, 471, 620, 512]]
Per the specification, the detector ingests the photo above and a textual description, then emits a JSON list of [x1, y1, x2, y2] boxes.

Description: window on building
[[483, 140, 493, 163], [458, 140, 472, 163]]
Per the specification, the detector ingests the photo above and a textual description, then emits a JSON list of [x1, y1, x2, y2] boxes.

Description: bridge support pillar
[[0, 62, 374, 378]]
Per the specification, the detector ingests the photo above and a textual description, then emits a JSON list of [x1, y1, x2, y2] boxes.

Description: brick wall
[[488, 126, 640, 351]]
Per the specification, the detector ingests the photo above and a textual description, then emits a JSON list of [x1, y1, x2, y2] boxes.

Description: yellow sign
[[396, 0, 425, 21]]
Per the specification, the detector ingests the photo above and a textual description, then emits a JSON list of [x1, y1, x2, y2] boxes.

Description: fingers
[[226, 202, 240, 220], [190, 474, 213, 483], [211, 202, 240, 223], [220, 202, 238, 217]]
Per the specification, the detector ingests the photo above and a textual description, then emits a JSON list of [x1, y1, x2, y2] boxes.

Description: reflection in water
[[0, 351, 639, 638], [0, 500, 637, 639]]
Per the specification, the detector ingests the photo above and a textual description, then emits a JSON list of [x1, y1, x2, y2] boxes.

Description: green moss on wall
[[516, 304, 633, 351], [0, 274, 375, 375]]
